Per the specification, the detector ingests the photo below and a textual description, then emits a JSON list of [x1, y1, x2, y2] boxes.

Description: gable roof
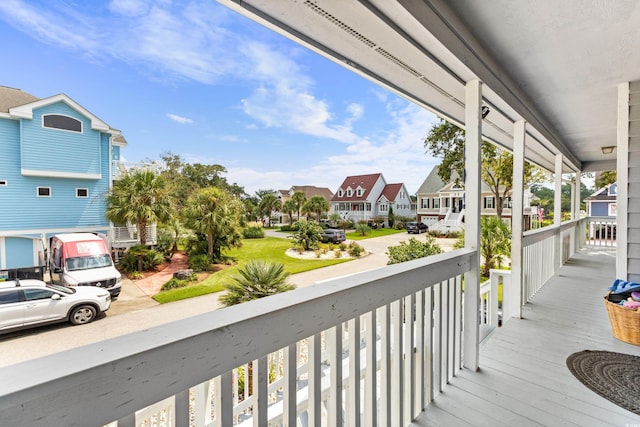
[[332, 173, 383, 202], [290, 185, 334, 200], [0, 86, 127, 146], [416, 167, 457, 194], [585, 183, 617, 202], [379, 183, 403, 202]]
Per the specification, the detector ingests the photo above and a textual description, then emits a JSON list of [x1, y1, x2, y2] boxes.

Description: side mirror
[[51, 294, 61, 300], [52, 266, 62, 274]]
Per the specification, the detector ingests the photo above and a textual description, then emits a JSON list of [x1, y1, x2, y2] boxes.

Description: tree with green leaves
[[258, 193, 282, 227], [219, 260, 295, 306], [290, 219, 323, 250], [480, 216, 511, 277], [386, 237, 443, 264], [106, 169, 174, 245], [388, 206, 395, 228], [282, 199, 297, 225], [303, 195, 330, 221], [596, 170, 616, 189], [424, 119, 546, 219], [291, 191, 307, 221], [182, 187, 244, 262]]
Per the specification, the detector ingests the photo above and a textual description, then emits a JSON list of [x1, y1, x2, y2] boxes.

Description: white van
[[49, 233, 122, 298]]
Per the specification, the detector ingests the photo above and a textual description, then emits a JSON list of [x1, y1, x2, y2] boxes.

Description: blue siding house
[[0, 86, 126, 270], [585, 182, 617, 217]]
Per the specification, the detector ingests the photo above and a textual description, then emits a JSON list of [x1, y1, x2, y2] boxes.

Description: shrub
[[355, 223, 371, 236], [243, 226, 265, 239], [161, 277, 189, 291], [334, 249, 342, 258], [315, 250, 323, 258], [188, 254, 212, 272], [386, 237, 443, 264], [348, 242, 364, 257], [280, 223, 299, 232], [128, 271, 143, 280], [118, 246, 164, 273]]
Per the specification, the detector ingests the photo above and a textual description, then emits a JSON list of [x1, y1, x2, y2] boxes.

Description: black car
[[406, 221, 428, 234], [320, 229, 346, 243]]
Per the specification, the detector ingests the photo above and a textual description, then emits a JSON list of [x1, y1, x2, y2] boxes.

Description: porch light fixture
[[481, 106, 490, 119], [601, 146, 615, 155]]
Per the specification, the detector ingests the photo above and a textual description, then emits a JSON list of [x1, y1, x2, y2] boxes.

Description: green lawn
[[153, 237, 351, 304], [346, 227, 405, 240]]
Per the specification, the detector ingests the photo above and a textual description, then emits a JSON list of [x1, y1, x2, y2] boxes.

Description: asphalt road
[[0, 231, 455, 367]]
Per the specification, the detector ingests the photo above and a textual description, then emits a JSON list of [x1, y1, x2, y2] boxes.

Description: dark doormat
[[566, 350, 640, 415]]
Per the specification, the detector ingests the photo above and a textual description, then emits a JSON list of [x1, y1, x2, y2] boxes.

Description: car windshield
[[66, 255, 112, 271], [46, 283, 75, 294]]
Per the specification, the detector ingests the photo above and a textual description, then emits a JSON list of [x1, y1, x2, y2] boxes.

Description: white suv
[[0, 279, 111, 333]]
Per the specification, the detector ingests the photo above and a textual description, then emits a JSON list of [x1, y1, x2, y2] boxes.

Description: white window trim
[[37, 186, 51, 197], [0, 180, 7, 186], [42, 113, 83, 133], [76, 188, 89, 198]]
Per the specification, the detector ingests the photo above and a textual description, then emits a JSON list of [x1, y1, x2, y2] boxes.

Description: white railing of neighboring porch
[[584, 216, 616, 247], [479, 270, 511, 342], [0, 249, 476, 427]]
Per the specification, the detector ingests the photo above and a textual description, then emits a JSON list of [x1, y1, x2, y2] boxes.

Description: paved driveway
[[0, 231, 457, 367]]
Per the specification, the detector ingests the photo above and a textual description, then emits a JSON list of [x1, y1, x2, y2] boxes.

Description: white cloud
[[166, 113, 193, 124], [227, 102, 442, 195]]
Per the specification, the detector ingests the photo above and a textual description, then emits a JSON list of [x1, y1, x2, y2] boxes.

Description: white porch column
[[511, 121, 525, 319], [572, 172, 581, 220], [463, 80, 482, 371], [617, 82, 629, 280], [554, 154, 563, 271], [573, 171, 583, 250]]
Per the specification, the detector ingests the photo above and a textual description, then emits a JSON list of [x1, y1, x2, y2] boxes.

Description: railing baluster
[[425, 287, 433, 404], [403, 294, 415, 425], [414, 290, 425, 413], [379, 305, 391, 427], [365, 311, 377, 427], [432, 282, 441, 396], [283, 344, 297, 427], [328, 325, 343, 426], [308, 333, 322, 426], [220, 371, 233, 427], [391, 299, 403, 425], [348, 316, 361, 426], [253, 357, 268, 426]]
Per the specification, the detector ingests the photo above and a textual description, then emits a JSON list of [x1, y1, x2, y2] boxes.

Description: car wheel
[[69, 305, 97, 325]]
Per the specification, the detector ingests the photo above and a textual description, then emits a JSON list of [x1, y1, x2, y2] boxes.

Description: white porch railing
[[110, 224, 157, 248], [0, 249, 475, 427], [479, 270, 511, 342], [521, 219, 585, 304], [584, 216, 616, 247]]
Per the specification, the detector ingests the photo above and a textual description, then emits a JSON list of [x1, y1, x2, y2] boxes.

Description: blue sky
[[0, 0, 441, 195]]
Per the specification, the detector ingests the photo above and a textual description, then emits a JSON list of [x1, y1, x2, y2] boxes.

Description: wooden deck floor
[[412, 248, 640, 426]]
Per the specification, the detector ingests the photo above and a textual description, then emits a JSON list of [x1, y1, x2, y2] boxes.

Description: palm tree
[[291, 191, 307, 221], [480, 216, 512, 277], [106, 170, 173, 245], [182, 187, 244, 262], [258, 194, 282, 227], [303, 195, 329, 221], [282, 199, 297, 225], [219, 260, 295, 306]]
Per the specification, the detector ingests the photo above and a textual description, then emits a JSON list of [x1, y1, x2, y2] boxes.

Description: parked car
[[406, 221, 428, 234], [0, 279, 111, 334], [320, 228, 346, 243]]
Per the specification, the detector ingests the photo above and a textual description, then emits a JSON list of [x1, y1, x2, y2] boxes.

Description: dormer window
[[43, 114, 82, 133], [338, 189, 343, 197], [347, 188, 353, 197], [357, 188, 363, 196]]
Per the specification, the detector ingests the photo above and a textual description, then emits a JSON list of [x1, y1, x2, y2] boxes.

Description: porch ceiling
[[218, 0, 640, 174]]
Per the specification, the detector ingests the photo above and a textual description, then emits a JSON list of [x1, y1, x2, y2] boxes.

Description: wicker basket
[[604, 297, 640, 345]]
